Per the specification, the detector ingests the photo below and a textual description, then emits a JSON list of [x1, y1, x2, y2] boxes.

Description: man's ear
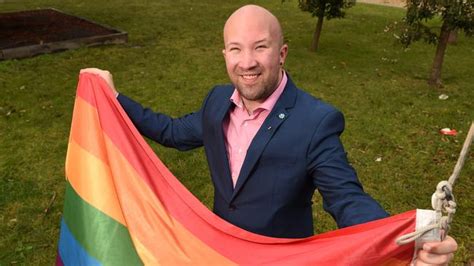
[[280, 44, 288, 65], [222, 49, 226, 58]]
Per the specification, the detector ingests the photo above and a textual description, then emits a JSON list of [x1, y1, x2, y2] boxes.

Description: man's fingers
[[80, 68, 111, 76], [414, 236, 457, 265], [80, 68, 103, 74], [423, 236, 458, 254], [416, 250, 453, 265], [79, 68, 112, 82], [79, 68, 117, 94]]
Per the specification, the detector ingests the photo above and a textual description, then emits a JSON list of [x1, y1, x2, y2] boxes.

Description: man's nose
[[239, 51, 258, 70]]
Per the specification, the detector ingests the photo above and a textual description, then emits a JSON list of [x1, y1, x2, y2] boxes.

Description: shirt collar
[[229, 71, 288, 113]]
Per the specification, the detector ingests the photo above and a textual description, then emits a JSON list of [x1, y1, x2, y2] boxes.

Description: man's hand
[[80, 68, 118, 96], [414, 235, 457, 265]]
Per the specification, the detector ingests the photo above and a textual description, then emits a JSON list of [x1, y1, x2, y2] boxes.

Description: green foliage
[[399, 0, 473, 46], [297, 0, 356, 19], [285, 0, 356, 51]]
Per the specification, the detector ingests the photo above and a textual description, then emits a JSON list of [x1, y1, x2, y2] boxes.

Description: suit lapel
[[213, 94, 235, 201], [231, 76, 297, 201]]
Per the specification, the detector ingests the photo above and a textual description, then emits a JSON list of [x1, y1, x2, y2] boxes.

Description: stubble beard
[[237, 83, 269, 102], [234, 73, 279, 103]]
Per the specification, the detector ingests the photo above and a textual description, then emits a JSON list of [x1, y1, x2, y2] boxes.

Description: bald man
[[82, 4, 457, 264]]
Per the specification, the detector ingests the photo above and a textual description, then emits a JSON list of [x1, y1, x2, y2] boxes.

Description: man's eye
[[229, 47, 240, 52], [256, 45, 267, 50]]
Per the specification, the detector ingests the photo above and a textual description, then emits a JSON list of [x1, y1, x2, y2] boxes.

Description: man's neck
[[242, 98, 263, 115]]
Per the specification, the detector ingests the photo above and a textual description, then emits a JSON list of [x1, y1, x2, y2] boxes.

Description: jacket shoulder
[[294, 87, 341, 118]]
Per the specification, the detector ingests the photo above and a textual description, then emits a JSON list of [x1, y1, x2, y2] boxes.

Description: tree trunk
[[310, 15, 324, 52], [448, 30, 458, 44], [428, 21, 451, 87]]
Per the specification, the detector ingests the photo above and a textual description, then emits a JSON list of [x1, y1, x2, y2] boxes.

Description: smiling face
[[223, 5, 288, 110]]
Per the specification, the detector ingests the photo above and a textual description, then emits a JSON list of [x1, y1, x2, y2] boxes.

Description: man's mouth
[[240, 73, 260, 81]]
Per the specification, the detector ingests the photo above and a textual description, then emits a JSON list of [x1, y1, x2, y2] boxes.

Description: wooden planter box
[[0, 8, 128, 60]]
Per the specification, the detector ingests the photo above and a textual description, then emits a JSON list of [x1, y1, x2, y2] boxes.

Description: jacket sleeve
[[117, 93, 203, 151], [307, 110, 389, 228]]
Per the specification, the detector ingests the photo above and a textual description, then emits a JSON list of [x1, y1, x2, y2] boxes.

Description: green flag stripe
[[63, 181, 143, 266]]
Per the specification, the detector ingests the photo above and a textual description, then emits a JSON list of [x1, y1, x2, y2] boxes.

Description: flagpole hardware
[[441, 186, 453, 202], [396, 122, 473, 246]]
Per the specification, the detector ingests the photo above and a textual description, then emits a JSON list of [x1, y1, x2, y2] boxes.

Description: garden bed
[[0, 8, 127, 60]]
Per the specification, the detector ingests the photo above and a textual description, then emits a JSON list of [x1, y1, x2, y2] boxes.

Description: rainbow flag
[[57, 73, 420, 265]]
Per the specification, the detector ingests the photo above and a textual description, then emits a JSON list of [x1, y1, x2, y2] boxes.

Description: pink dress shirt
[[223, 72, 288, 187]]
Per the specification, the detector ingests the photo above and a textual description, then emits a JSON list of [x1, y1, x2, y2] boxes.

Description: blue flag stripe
[[58, 218, 102, 266]]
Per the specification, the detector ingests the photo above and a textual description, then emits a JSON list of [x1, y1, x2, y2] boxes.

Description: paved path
[[358, 0, 405, 8]]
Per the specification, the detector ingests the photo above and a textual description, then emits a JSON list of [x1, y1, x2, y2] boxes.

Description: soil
[[0, 9, 120, 49]]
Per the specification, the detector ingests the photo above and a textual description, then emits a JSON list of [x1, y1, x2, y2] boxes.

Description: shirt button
[[229, 205, 236, 211], [238, 148, 242, 153]]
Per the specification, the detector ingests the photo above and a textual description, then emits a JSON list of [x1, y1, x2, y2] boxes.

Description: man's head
[[222, 5, 288, 109]]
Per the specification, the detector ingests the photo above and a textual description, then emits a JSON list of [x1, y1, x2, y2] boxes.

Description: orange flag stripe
[[104, 133, 235, 265], [64, 73, 418, 265], [68, 95, 235, 264], [67, 138, 126, 225]]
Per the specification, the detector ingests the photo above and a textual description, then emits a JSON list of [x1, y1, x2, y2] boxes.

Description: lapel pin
[[278, 113, 285, 119], [267, 126, 272, 130]]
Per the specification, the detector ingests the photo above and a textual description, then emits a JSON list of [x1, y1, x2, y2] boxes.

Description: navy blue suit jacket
[[117, 75, 388, 238]]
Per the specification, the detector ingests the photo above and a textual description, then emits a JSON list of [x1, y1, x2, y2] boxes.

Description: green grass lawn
[[1, 0, 473, 264]]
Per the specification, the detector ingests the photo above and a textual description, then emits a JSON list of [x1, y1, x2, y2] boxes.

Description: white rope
[[396, 122, 474, 245]]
